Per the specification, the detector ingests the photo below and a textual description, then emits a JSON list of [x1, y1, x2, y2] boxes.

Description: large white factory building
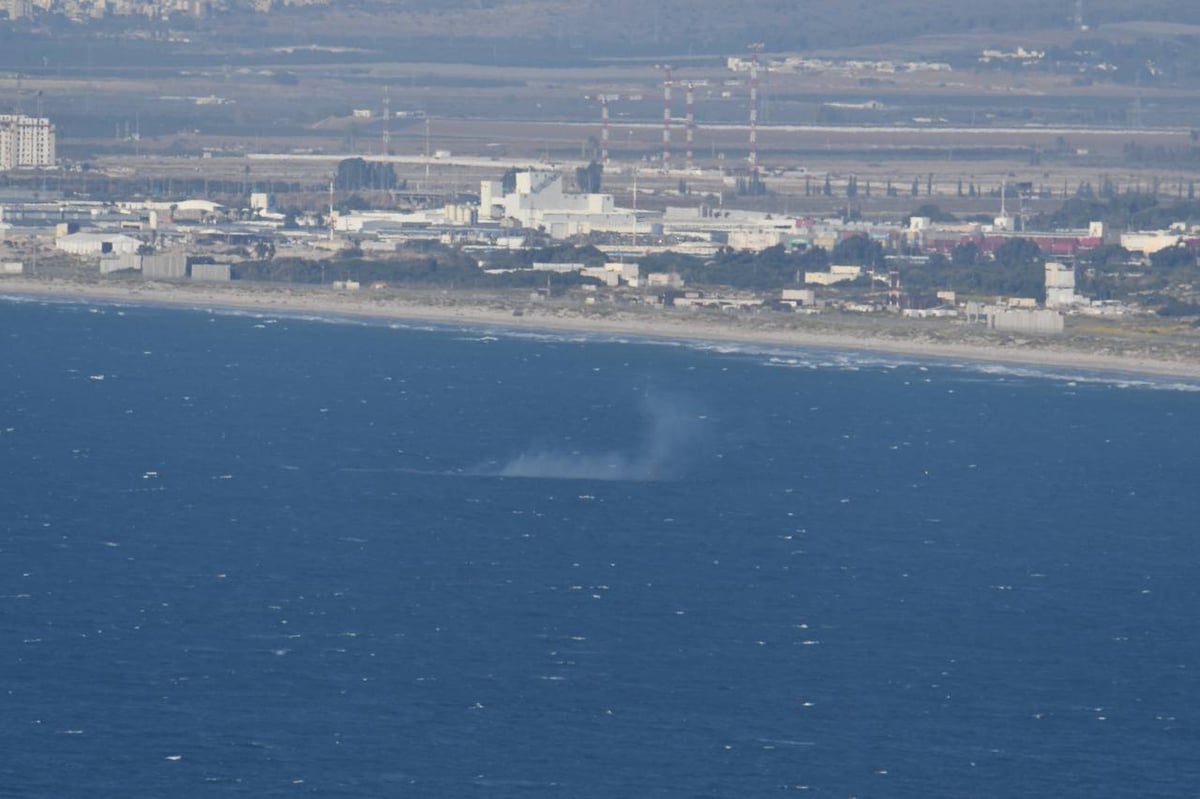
[[480, 170, 635, 239], [0, 115, 56, 170]]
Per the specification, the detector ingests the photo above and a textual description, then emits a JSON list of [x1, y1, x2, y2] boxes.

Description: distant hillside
[[277, 0, 1200, 55], [6, 0, 1200, 71]]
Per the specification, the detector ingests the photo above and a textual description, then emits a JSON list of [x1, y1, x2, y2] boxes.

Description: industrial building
[[55, 232, 142, 255], [804, 265, 863, 286], [99, 253, 144, 274], [479, 170, 635, 239], [0, 116, 56, 170], [142, 253, 188, 280], [986, 307, 1064, 334], [1044, 262, 1078, 309], [191, 263, 232, 282]]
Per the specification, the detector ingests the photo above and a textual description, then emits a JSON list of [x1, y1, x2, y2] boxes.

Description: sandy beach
[[5, 276, 1200, 382]]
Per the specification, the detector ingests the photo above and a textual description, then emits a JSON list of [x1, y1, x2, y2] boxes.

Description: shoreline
[[5, 276, 1200, 382]]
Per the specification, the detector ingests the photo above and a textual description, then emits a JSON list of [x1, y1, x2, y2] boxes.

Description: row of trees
[[1032, 191, 1200, 231], [334, 158, 402, 192], [805, 174, 936, 199]]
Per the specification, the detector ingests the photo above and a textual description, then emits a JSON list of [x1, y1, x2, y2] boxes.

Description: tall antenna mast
[[424, 116, 431, 187], [631, 168, 638, 252], [328, 177, 335, 242], [748, 43, 764, 175], [685, 82, 695, 169], [381, 87, 391, 154], [600, 95, 610, 165], [658, 64, 673, 168]]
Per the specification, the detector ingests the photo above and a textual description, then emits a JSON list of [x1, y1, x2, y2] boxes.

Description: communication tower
[[748, 43, 764, 175], [381, 87, 391, 154], [328, 177, 335, 242], [600, 95, 610, 165], [657, 64, 673, 167], [685, 82, 695, 169]]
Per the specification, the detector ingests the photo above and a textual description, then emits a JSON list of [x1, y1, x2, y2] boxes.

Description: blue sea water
[[2, 296, 1199, 797]]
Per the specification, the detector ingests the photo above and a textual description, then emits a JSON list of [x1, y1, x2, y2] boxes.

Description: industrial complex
[[3, 33, 1200, 341]]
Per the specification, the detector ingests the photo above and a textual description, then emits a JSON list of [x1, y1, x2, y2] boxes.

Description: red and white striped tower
[[685, 82, 695, 168], [660, 64, 673, 167], [600, 95, 610, 165], [748, 43, 763, 174]]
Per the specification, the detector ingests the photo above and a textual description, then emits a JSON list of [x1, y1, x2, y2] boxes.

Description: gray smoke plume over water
[[498, 392, 703, 481]]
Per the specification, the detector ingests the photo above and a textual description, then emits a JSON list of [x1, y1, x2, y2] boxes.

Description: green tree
[[575, 160, 603, 192], [989, 238, 1046, 300], [736, 172, 767, 196], [909, 204, 957, 224], [1077, 244, 1131, 273], [951, 241, 980, 267], [1150, 243, 1195, 270], [501, 167, 522, 194], [831, 234, 885, 269], [992, 238, 1043, 270], [335, 158, 398, 191]]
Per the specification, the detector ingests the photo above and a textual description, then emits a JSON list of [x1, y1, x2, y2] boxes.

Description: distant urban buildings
[[0, 115, 55, 170], [4, 0, 33, 20], [2, 0, 330, 21]]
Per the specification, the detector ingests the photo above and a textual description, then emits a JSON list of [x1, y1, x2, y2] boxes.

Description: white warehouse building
[[55, 232, 142, 256]]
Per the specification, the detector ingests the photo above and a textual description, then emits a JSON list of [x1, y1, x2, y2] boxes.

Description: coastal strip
[[4, 277, 1200, 382]]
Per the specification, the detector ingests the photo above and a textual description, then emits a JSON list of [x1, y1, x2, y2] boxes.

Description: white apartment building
[[0, 116, 56, 170]]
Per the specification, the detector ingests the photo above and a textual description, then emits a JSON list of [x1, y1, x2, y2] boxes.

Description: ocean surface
[[2, 296, 1199, 797]]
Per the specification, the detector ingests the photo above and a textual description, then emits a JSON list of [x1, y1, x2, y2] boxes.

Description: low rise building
[[646, 272, 684, 289], [804, 264, 862, 286], [191, 263, 231, 282], [99, 253, 143, 274], [1120, 231, 1186, 255], [142, 253, 188, 280], [987, 307, 1064, 334], [56, 232, 142, 256], [781, 288, 816, 306]]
